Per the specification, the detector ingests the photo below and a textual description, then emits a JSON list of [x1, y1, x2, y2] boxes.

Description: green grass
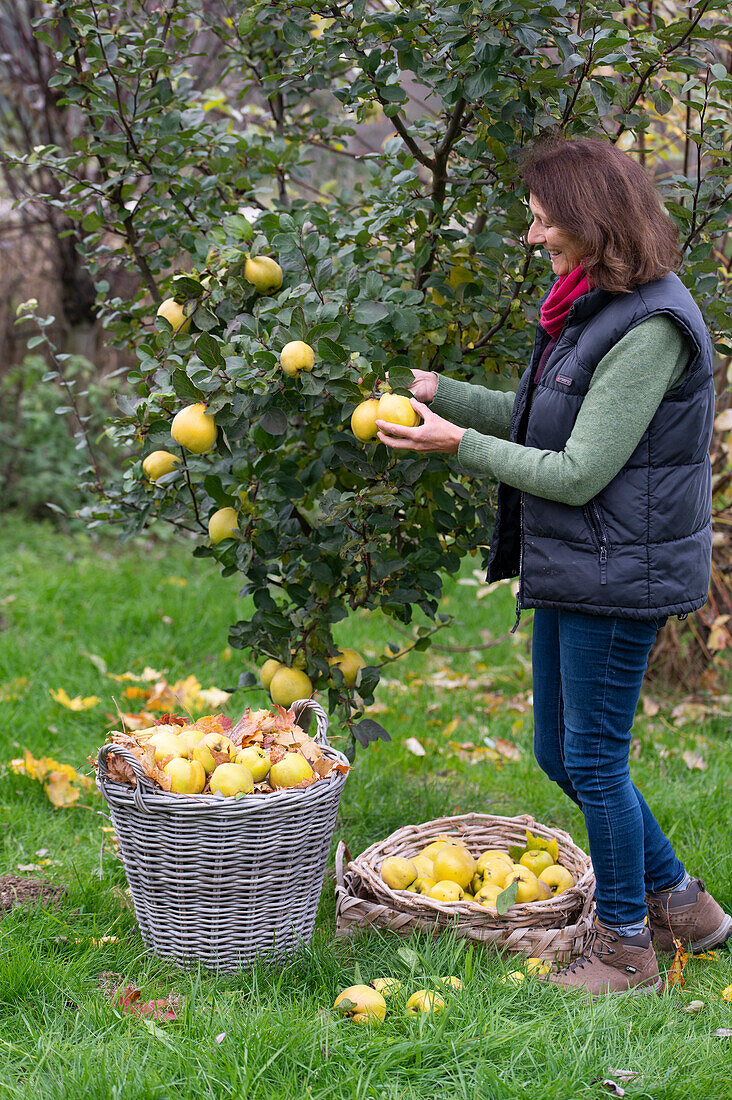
[[0, 517, 730, 1100]]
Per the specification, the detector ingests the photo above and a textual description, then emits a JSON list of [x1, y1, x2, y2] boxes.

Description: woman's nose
[[527, 219, 543, 245]]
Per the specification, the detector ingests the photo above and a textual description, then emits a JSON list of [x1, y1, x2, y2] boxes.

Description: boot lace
[[556, 924, 618, 975]]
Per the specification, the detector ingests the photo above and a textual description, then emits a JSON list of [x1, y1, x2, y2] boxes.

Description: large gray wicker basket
[[96, 699, 349, 971]]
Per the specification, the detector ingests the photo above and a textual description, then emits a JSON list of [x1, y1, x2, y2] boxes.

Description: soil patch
[[0, 874, 66, 913]]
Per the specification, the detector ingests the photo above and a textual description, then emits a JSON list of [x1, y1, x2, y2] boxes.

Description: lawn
[[0, 517, 730, 1100]]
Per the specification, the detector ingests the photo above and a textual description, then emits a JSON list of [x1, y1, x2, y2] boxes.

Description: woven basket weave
[[97, 699, 348, 971], [335, 813, 595, 962]]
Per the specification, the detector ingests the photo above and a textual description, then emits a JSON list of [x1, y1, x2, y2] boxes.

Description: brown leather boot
[[540, 918, 663, 996], [646, 878, 732, 955]]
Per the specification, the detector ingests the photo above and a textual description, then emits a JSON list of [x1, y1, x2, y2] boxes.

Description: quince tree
[[17, 0, 732, 746]]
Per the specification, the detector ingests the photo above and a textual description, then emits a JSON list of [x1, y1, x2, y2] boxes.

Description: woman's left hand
[[376, 399, 466, 454]]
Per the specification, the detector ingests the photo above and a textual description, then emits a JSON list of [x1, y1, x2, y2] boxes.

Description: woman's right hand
[[409, 370, 439, 403]]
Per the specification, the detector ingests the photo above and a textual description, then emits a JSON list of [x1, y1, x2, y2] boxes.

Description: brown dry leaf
[[493, 737, 522, 762], [198, 687, 231, 709], [139, 743, 171, 790], [269, 744, 287, 765], [642, 696, 660, 717], [109, 983, 182, 1022], [714, 409, 732, 432], [273, 706, 298, 729], [665, 945, 689, 990], [448, 741, 501, 765], [706, 615, 731, 651], [298, 738, 323, 766], [275, 727, 298, 747], [106, 753, 139, 788], [670, 701, 709, 725], [118, 712, 156, 731], [681, 750, 708, 771], [195, 714, 229, 737]]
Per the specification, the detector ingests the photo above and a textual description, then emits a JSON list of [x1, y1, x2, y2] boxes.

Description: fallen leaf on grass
[[109, 983, 183, 1022], [722, 984, 732, 1001], [0, 677, 29, 702], [448, 741, 501, 765], [46, 770, 82, 808], [49, 688, 100, 711], [706, 614, 731, 651], [215, 1032, 226, 1044], [642, 696, 660, 717], [142, 1018, 178, 1046], [665, 944, 689, 990], [714, 1028, 732, 1038], [681, 750, 708, 771], [10, 750, 94, 808], [493, 737, 522, 762], [405, 737, 426, 757], [681, 1000, 705, 1013], [670, 701, 709, 725]]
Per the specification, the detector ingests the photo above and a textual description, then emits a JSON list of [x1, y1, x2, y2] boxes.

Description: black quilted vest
[[486, 272, 715, 620]]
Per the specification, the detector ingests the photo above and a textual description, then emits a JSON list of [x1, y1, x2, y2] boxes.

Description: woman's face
[[527, 195, 583, 277]]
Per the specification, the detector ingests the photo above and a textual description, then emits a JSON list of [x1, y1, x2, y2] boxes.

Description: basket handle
[[96, 742, 156, 812], [335, 840, 352, 889], [292, 698, 330, 746]]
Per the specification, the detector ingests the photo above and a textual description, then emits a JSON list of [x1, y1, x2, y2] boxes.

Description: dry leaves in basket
[[94, 706, 349, 798]]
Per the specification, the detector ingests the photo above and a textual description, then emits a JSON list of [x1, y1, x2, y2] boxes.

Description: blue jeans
[[532, 609, 685, 927]]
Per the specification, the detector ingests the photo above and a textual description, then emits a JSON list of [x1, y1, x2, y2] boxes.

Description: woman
[[376, 137, 732, 996]]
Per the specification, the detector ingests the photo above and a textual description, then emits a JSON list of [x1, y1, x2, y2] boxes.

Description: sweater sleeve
[[456, 315, 690, 507], [430, 374, 515, 439]]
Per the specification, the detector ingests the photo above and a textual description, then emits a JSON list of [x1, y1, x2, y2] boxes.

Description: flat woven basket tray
[[97, 699, 349, 971], [335, 813, 595, 963]]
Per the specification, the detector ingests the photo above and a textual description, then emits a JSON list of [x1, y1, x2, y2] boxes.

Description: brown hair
[[522, 137, 682, 293]]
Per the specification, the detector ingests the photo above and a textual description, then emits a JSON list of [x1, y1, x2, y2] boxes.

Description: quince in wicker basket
[[336, 813, 596, 963]]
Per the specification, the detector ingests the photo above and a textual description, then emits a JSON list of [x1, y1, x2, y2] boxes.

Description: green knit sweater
[[431, 316, 690, 507]]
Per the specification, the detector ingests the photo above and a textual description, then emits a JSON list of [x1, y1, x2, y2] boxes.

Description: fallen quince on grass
[[334, 985, 386, 1024], [96, 705, 349, 798]]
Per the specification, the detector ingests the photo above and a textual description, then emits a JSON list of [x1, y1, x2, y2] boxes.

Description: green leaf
[[259, 409, 287, 435], [171, 369, 205, 402], [351, 301, 389, 325], [496, 879, 518, 916], [171, 275, 205, 299], [196, 333, 225, 369], [397, 946, 420, 971], [352, 719, 391, 745], [223, 214, 254, 242]]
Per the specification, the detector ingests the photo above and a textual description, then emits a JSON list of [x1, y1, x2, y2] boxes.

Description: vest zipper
[[511, 493, 525, 633], [584, 502, 609, 585]]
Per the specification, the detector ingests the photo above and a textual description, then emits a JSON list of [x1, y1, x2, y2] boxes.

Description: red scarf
[[540, 265, 590, 339]]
